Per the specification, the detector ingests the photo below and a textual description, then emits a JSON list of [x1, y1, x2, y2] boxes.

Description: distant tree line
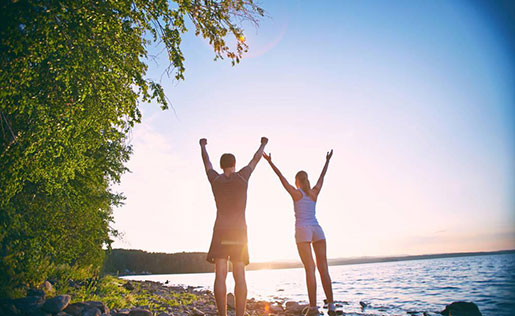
[[103, 249, 213, 275]]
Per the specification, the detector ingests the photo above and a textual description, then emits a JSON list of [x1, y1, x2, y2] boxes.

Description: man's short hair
[[220, 153, 236, 169]]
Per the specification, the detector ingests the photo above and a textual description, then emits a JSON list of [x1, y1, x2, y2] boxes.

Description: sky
[[111, 0, 515, 262]]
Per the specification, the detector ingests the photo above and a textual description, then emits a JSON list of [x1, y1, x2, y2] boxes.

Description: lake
[[123, 253, 515, 315]]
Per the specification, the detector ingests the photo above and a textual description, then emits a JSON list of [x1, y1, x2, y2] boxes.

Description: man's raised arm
[[199, 138, 213, 172], [247, 137, 268, 171]]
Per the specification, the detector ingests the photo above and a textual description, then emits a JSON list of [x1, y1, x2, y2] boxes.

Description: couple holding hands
[[200, 137, 336, 316]]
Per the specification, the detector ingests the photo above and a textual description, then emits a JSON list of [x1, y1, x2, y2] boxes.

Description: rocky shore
[[0, 278, 483, 316]]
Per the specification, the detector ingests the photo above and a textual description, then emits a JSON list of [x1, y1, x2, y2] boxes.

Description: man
[[200, 137, 268, 316]]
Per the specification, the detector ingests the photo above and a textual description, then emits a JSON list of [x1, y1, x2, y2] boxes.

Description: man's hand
[[261, 137, 268, 145], [326, 149, 333, 161], [263, 152, 272, 163], [199, 138, 207, 146]]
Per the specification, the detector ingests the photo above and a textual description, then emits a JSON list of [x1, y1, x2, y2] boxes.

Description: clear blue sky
[[112, 0, 514, 261]]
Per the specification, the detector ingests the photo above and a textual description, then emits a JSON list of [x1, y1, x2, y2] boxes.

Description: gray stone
[[64, 302, 88, 316], [285, 301, 307, 314], [123, 282, 135, 291], [441, 301, 482, 316], [157, 313, 169, 316], [269, 304, 283, 313], [13, 295, 45, 313], [128, 309, 153, 316], [56, 312, 72, 316], [85, 301, 109, 314], [42, 295, 71, 313], [27, 289, 46, 298], [26, 310, 52, 316], [2, 303, 19, 316], [82, 307, 101, 316]]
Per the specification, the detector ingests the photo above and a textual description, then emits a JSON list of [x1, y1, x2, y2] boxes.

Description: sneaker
[[328, 303, 336, 316]]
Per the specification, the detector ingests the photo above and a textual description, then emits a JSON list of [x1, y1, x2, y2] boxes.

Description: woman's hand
[[326, 149, 333, 161], [263, 152, 272, 163], [199, 138, 207, 146]]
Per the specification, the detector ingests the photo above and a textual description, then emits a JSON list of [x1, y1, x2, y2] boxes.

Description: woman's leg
[[313, 239, 334, 304], [296, 242, 317, 307], [214, 259, 228, 316], [232, 261, 247, 316]]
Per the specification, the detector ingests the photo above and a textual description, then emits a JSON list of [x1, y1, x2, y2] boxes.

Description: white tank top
[[293, 189, 319, 227]]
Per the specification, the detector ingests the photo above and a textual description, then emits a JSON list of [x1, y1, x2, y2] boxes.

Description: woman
[[263, 150, 336, 316]]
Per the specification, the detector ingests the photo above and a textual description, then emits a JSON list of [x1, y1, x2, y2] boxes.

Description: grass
[[57, 275, 197, 312]]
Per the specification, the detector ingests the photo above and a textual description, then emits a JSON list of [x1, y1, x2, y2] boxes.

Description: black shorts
[[207, 228, 249, 265]]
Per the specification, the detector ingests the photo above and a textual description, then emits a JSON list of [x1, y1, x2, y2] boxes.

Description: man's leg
[[296, 242, 317, 307], [232, 261, 247, 316], [214, 259, 228, 316]]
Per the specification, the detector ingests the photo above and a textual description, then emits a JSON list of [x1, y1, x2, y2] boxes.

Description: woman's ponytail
[[295, 171, 311, 194]]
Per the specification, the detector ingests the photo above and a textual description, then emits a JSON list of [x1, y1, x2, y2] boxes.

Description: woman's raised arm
[[263, 152, 302, 200]]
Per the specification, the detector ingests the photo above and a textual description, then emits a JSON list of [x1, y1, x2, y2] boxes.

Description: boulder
[[441, 302, 482, 316], [82, 307, 101, 316], [128, 309, 153, 316], [26, 310, 52, 316], [285, 301, 307, 314], [226, 293, 235, 310], [85, 301, 109, 314], [27, 289, 46, 298], [268, 304, 283, 313], [1, 302, 19, 316], [13, 295, 45, 314], [157, 313, 169, 316], [64, 302, 88, 316], [42, 295, 71, 313]]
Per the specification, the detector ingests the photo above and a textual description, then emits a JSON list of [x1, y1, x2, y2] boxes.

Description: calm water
[[124, 253, 515, 316]]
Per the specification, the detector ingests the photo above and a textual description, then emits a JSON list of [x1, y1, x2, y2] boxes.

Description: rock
[[41, 281, 54, 294], [268, 304, 283, 313], [85, 301, 109, 314], [56, 312, 72, 316], [42, 295, 70, 313], [128, 309, 152, 316], [157, 313, 169, 316], [123, 282, 135, 291], [441, 302, 482, 316], [285, 301, 308, 314], [227, 293, 235, 310], [27, 289, 46, 298], [82, 307, 101, 316], [1, 303, 19, 316], [13, 295, 45, 314], [189, 307, 204, 316], [64, 302, 88, 316], [26, 310, 52, 316]]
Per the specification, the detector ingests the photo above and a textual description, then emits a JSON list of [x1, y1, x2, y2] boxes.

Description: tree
[[0, 0, 263, 297]]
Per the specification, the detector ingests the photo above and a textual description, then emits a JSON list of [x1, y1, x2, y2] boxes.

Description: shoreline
[[0, 277, 483, 316]]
